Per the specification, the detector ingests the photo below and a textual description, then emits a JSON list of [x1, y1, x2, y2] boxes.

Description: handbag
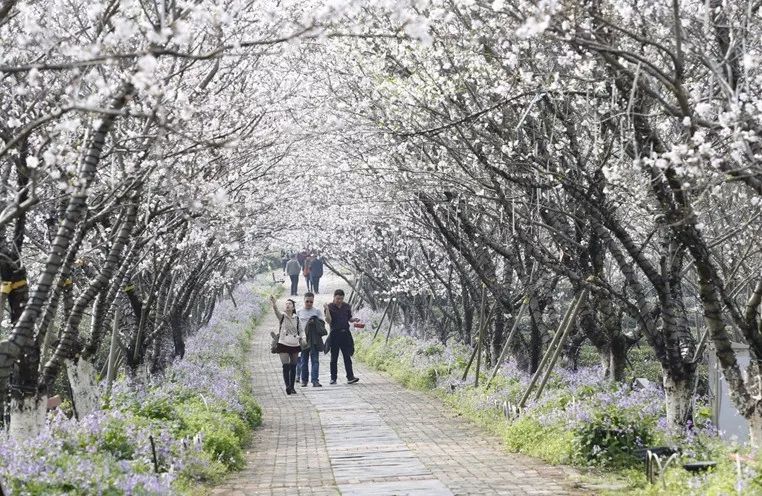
[[270, 316, 284, 353]]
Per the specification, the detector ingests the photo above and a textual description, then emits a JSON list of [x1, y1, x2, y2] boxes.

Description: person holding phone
[[269, 295, 305, 395], [324, 289, 360, 385]]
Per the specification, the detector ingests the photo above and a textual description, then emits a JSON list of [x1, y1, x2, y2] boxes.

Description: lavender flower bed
[[0, 279, 270, 495]]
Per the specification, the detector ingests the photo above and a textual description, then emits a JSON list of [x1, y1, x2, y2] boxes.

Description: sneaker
[[313, 382, 323, 387], [347, 377, 360, 384], [301, 381, 308, 387], [329, 379, 336, 385], [286, 388, 292, 395]]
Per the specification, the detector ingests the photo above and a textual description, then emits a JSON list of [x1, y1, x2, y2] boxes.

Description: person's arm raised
[[270, 295, 282, 320]]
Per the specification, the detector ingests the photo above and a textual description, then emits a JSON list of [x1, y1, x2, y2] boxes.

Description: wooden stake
[[486, 297, 529, 387], [461, 285, 486, 382], [533, 290, 588, 401], [106, 308, 121, 400], [462, 342, 479, 381], [518, 289, 587, 408], [473, 285, 489, 387], [372, 301, 392, 340], [149, 435, 160, 473], [384, 302, 397, 344]]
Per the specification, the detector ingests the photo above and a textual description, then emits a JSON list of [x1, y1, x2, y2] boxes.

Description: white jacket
[[273, 307, 305, 347]]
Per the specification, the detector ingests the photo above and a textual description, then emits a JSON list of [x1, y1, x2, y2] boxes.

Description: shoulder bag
[[270, 315, 284, 353]]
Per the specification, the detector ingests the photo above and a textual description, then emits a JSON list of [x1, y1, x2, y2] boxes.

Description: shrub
[[573, 408, 655, 468], [503, 416, 575, 464]]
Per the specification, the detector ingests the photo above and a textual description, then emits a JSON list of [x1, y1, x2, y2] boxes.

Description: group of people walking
[[284, 251, 324, 296], [269, 288, 359, 394]]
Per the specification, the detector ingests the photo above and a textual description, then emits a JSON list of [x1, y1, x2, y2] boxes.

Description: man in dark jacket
[[324, 289, 360, 385], [310, 256, 324, 294]]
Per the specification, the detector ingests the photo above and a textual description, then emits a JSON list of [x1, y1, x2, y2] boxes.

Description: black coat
[[311, 258, 324, 278]]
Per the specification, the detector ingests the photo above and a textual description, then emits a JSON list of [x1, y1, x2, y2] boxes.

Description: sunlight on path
[[213, 274, 581, 496]]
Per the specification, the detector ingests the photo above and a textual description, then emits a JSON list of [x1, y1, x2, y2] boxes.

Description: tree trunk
[[65, 357, 100, 419], [748, 407, 762, 448], [0, 83, 134, 385], [8, 395, 47, 439], [42, 198, 138, 388], [663, 370, 694, 428], [607, 333, 628, 382]]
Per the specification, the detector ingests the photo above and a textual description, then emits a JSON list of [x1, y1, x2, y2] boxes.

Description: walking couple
[[284, 253, 324, 296], [269, 289, 360, 395]]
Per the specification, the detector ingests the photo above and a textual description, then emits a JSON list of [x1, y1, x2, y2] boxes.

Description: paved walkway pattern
[[213, 276, 582, 495]]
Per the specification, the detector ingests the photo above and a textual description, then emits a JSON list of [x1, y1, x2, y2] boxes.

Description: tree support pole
[[462, 285, 486, 382], [372, 301, 391, 340], [384, 302, 397, 344], [518, 288, 587, 408], [486, 296, 528, 387], [533, 289, 588, 401], [106, 307, 121, 400]]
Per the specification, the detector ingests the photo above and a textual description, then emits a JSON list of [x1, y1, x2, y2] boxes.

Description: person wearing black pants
[[324, 289, 360, 385], [310, 256, 324, 294], [285, 255, 301, 296]]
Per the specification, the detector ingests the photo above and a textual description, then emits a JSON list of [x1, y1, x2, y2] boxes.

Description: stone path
[[213, 275, 584, 496]]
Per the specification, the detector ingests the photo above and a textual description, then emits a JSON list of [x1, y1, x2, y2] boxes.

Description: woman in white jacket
[[269, 296, 306, 395]]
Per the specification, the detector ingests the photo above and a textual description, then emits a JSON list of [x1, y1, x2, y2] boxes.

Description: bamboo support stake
[[373, 301, 391, 340], [149, 435, 160, 473], [462, 342, 479, 381], [348, 274, 362, 306], [518, 289, 586, 408], [384, 301, 397, 344], [462, 285, 486, 382], [106, 307, 121, 399], [533, 289, 588, 401], [486, 297, 529, 387], [474, 322, 486, 387]]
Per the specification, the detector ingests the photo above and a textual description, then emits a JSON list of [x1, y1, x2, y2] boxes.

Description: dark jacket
[[310, 258, 324, 278], [305, 316, 328, 346]]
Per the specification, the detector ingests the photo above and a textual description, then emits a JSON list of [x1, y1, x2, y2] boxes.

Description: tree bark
[[0, 83, 134, 386]]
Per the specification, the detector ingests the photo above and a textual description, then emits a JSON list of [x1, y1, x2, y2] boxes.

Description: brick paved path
[[213, 275, 583, 496]]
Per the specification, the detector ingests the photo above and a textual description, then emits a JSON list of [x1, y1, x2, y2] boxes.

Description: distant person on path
[[285, 255, 301, 296], [297, 292, 326, 387], [310, 256, 324, 294], [297, 249, 307, 268], [324, 289, 360, 385], [303, 254, 314, 293], [269, 296, 306, 395], [280, 251, 289, 272]]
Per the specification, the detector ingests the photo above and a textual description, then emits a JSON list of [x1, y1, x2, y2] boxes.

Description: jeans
[[304, 274, 311, 292], [299, 345, 321, 384], [289, 274, 299, 295], [330, 330, 355, 381], [310, 275, 321, 293]]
